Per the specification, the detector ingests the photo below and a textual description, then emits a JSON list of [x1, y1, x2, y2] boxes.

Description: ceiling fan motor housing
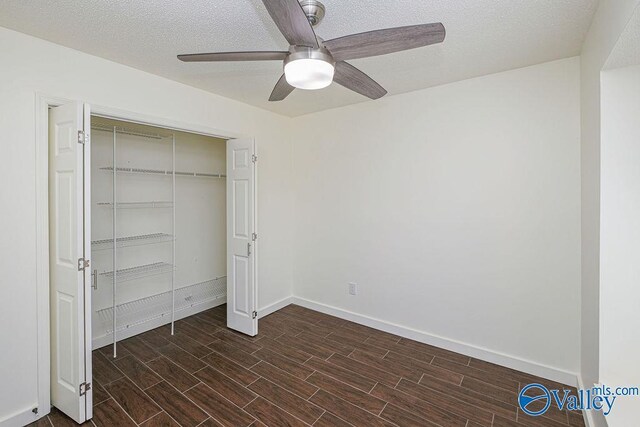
[[299, 0, 325, 27]]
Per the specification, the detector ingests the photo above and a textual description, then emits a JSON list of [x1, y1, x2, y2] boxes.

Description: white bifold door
[[226, 138, 258, 336], [48, 102, 92, 423]]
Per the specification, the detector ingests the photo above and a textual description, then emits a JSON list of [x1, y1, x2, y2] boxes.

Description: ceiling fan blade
[[324, 23, 445, 61], [262, 0, 319, 48], [269, 74, 295, 101], [333, 61, 387, 100], [177, 51, 288, 62]]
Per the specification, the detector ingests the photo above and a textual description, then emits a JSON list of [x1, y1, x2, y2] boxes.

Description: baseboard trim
[[0, 405, 47, 427], [577, 375, 601, 427], [292, 297, 578, 387], [259, 296, 294, 319]]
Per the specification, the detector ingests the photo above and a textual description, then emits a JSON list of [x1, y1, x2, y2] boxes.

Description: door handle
[[91, 269, 98, 290]]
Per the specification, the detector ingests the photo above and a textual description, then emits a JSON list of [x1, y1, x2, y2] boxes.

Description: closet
[[90, 117, 228, 353], [48, 102, 256, 423]]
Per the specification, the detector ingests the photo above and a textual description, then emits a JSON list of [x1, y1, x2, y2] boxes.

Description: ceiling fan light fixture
[[178, 0, 446, 102], [285, 58, 334, 89], [284, 47, 335, 90]]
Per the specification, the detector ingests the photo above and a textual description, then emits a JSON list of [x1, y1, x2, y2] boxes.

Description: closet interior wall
[[90, 117, 227, 351]]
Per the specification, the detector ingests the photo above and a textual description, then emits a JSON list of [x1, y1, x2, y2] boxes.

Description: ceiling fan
[[177, 0, 445, 101]]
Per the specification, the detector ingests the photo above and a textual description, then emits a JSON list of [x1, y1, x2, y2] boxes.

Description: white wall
[[579, 3, 640, 424], [291, 58, 581, 377], [0, 26, 293, 425], [174, 131, 228, 292], [600, 64, 640, 427]]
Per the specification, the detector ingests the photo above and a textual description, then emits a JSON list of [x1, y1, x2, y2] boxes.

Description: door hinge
[[252, 232, 258, 241], [78, 258, 90, 271], [77, 130, 85, 144], [252, 311, 258, 319], [251, 154, 258, 163], [79, 382, 91, 396], [247, 242, 252, 256]]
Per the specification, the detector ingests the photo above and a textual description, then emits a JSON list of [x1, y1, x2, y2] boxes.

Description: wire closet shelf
[[100, 262, 175, 283], [100, 166, 226, 179], [92, 124, 171, 140], [96, 277, 226, 336], [92, 233, 174, 250], [97, 201, 173, 209]]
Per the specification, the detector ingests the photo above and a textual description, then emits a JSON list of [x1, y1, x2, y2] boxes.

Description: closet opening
[[90, 117, 229, 351], [46, 102, 257, 424]]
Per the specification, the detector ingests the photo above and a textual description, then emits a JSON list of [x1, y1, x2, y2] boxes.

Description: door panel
[[226, 138, 257, 336], [233, 179, 249, 238], [49, 102, 92, 423], [55, 171, 75, 265], [56, 292, 76, 391], [233, 254, 249, 313]]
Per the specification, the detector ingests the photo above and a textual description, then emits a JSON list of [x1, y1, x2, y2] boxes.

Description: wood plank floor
[[32, 304, 585, 427]]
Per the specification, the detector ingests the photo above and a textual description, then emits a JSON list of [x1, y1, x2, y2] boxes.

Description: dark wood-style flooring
[[31, 304, 585, 427]]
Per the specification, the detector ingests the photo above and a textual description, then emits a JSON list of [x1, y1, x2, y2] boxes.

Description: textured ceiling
[[0, 0, 598, 117], [604, 4, 640, 70]]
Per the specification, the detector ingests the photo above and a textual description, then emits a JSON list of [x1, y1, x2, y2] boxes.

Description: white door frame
[[34, 93, 259, 422]]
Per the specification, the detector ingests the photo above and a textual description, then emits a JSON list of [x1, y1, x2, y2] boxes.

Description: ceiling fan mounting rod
[[299, 0, 325, 27]]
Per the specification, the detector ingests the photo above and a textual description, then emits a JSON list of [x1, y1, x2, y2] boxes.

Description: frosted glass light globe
[[284, 58, 335, 90]]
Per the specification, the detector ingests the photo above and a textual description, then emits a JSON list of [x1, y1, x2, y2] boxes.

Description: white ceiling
[[604, 4, 640, 70], [0, 0, 599, 117]]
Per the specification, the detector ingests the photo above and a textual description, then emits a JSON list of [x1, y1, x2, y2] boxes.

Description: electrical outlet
[[348, 282, 357, 295]]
